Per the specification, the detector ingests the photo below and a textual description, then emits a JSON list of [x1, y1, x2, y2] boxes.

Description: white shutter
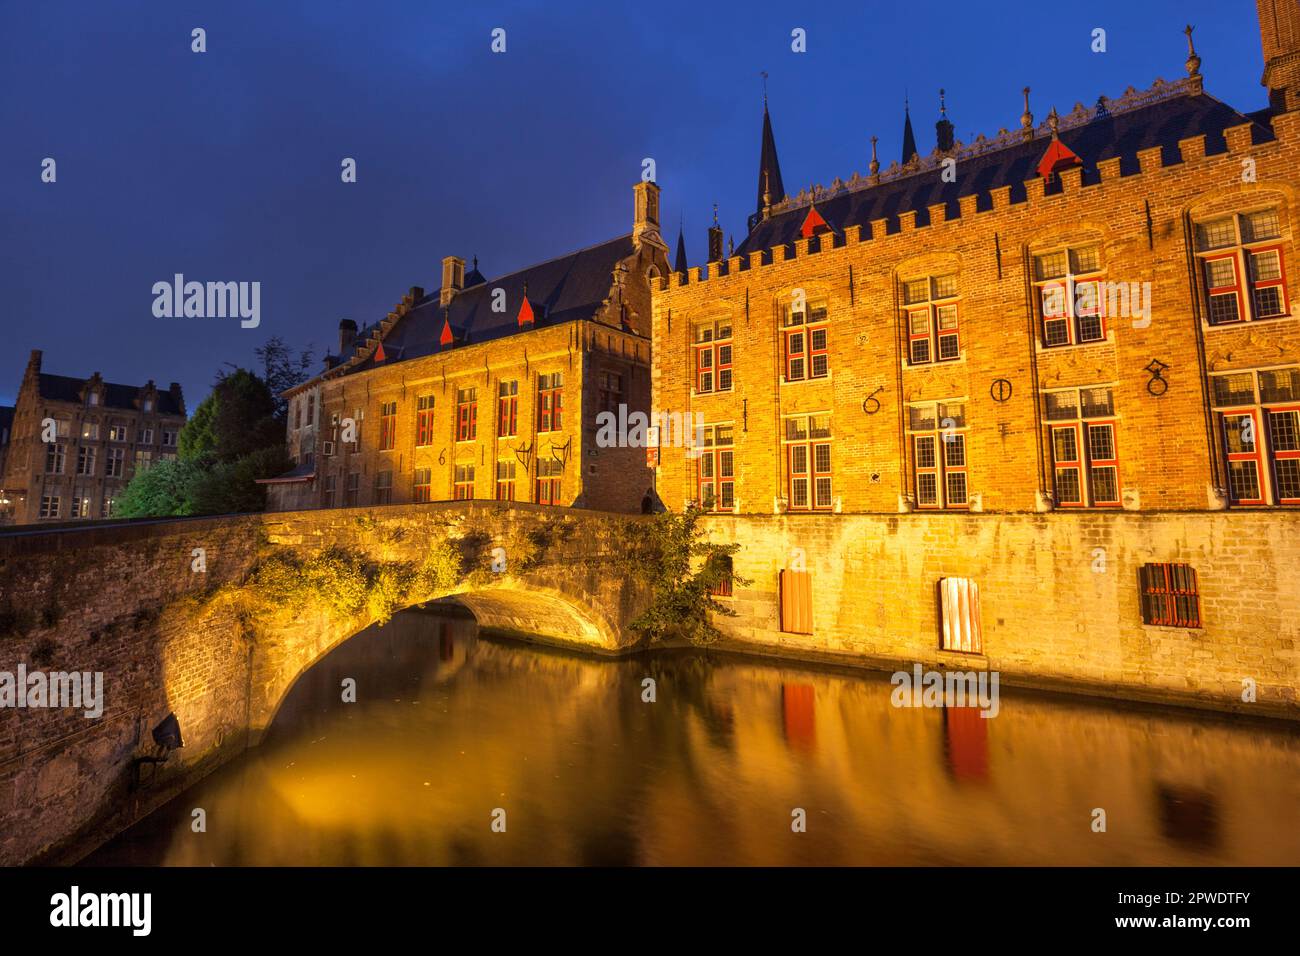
[[939, 577, 983, 653]]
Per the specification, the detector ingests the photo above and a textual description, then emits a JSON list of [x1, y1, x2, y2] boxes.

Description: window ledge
[[779, 374, 833, 388], [1204, 314, 1295, 331]]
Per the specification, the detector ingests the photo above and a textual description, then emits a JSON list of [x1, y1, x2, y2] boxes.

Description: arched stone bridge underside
[[0, 502, 653, 865]]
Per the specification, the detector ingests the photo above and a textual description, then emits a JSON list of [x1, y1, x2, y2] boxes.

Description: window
[[134, 449, 153, 472], [81, 422, 100, 440], [374, 470, 393, 504], [39, 496, 60, 519], [109, 424, 128, 442], [1211, 366, 1300, 505], [294, 402, 302, 430], [903, 273, 960, 364], [783, 414, 832, 511], [141, 428, 154, 445], [416, 395, 435, 446], [598, 371, 624, 413], [1139, 563, 1202, 627], [709, 555, 734, 597], [454, 464, 475, 500], [782, 301, 829, 381], [71, 495, 91, 519], [456, 388, 478, 442], [323, 475, 337, 508], [938, 577, 983, 653], [1045, 386, 1120, 507], [161, 430, 176, 447], [306, 393, 315, 426], [100, 497, 114, 518], [413, 468, 431, 502], [496, 460, 517, 500], [87, 392, 99, 406], [345, 471, 360, 507], [142, 399, 153, 412], [696, 424, 735, 512], [77, 445, 96, 476], [908, 402, 969, 509], [45, 442, 66, 475], [496, 382, 518, 437], [780, 569, 813, 634], [536, 458, 562, 505], [694, 320, 733, 393], [1195, 209, 1289, 325], [379, 401, 397, 451], [537, 373, 563, 432], [1033, 244, 1105, 347], [106, 447, 125, 478]]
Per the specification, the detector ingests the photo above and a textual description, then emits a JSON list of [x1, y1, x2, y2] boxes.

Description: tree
[[626, 506, 747, 645], [113, 457, 206, 518], [255, 336, 314, 423]]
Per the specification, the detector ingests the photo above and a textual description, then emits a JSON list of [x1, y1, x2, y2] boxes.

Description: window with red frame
[[782, 300, 829, 381], [783, 413, 832, 510], [694, 320, 733, 393], [537, 373, 563, 432], [495, 459, 516, 500], [497, 380, 518, 437], [1212, 367, 1300, 506], [1045, 386, 1120, 507], [908, 402, 969, 509], [536, 457, 562, 504], [415, 395, 435, 447], [1032, 245, 1104, 347], [709, 554, 734, 597], [903, 274, 960, 365], [455, 387, 477, 442], [413, 467, 431, 502], [696, 424, 735, 511], [453, 463, 474, 500], [1196, 210, 1289, 325], [379, 401, 397, 451], [1139, 563, 1201, 628]]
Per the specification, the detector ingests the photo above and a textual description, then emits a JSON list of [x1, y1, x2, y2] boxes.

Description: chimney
[[1255, 4, 1300, 111], [441, 257, 465, 306], [707, 205, 724, 263], [338, 319, 357, 355], [633, 181, 663, 246], [169, 382, 186, 416]]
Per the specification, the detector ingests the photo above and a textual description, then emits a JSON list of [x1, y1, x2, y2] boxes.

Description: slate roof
[[340, 234, 635, 376], [737, 89, 1272, 257], [36, 373, 185, 416]]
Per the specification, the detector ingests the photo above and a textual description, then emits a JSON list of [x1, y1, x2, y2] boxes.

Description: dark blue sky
[[0, 0, 1267, 408]]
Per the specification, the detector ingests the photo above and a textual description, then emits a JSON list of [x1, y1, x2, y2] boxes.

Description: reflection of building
[[265, 182, 668, 513], [0, 350, 186, 524], [654, 7, 1300, 516]]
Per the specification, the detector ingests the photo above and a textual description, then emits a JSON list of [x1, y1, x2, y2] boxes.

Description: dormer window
[[142, 399, 154, 412], [88, 391, 99, 406]]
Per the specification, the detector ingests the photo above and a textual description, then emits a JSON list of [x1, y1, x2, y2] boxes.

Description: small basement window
[[1139, 563, 1202, 628]]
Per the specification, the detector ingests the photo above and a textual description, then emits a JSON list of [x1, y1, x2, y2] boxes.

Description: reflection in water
[[86, 607, 1300, 866]]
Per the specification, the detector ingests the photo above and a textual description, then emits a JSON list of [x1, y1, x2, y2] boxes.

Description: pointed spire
[[901, 95, 918, 163], [935, 88, 955, 152], [1184, 24, 1201, 77], [674, 220, 688, 273], [756, 83, 785, 217]]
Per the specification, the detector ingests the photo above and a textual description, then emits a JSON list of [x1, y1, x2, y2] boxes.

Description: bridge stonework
[[0, 503, 652, 866], [1, 506, 1297, 865]]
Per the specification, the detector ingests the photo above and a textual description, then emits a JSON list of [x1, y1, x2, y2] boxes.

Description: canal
[[84, 607, 1300, 866]]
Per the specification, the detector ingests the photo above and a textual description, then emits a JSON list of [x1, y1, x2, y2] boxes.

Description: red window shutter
[[780, 569, 813, 634]]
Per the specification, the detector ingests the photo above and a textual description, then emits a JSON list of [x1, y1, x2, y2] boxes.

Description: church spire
[[901, 94, 918, 163], [674, 220, 688, 274], [755, 74, 785, 217]]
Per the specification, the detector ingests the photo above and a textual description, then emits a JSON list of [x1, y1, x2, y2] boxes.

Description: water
[[86, 607, 1300, 866]]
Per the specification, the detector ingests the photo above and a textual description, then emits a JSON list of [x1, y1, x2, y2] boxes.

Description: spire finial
[[1021, 86, 1034, 138], [1184, 24, 1201, 77], [939, 88, 947, 117], [869, 135, 880, 177], [763, 169, 771, 207], [712, 202, 719, 226], [1048, 105, 1060, 138], [472, 255, 478, 270], [761, 70, 768, 106]]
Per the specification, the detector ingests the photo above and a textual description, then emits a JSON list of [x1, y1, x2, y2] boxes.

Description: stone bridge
[[0, 502, 654, 865]]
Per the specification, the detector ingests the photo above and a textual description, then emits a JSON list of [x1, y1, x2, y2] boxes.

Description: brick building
[[652, 8, 1300, 519], [0, 350, 186, 524], [266, 182, 668, 513]]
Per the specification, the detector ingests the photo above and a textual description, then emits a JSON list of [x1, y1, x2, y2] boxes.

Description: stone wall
[[703, 511, 1300, 718]]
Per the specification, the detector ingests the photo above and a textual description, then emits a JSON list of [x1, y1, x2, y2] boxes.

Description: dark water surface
[[86, 608, 1300, 866]]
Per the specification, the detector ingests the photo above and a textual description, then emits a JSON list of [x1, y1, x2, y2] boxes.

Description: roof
[[255, 460, 316, 484], [36, 374, 185, 416], [738, 84, 1271, 257], [338, 234, 635, 377]]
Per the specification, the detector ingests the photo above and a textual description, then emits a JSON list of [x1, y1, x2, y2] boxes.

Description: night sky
[[0, 0, 1266, 408]]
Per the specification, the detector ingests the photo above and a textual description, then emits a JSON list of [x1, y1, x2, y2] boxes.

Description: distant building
[[265, 181, 668, 513], [0, 405, 13, 521], [0, 350, 186, 524]]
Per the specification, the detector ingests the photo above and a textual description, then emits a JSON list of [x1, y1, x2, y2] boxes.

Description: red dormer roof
[[439, 316, 454, 346], [517, 295, 535, 326], [1037, 137, 1082, 180], [372, 339, 387, 362], [800, 204, 831, 238]]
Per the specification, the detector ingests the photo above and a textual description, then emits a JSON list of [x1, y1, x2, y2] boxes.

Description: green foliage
[[178, 392, 217, 461], [114, 457, 205, 518], [187, 445, 291, 516], [626, 506, 747, 646], [256, 335, 315, 424]]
